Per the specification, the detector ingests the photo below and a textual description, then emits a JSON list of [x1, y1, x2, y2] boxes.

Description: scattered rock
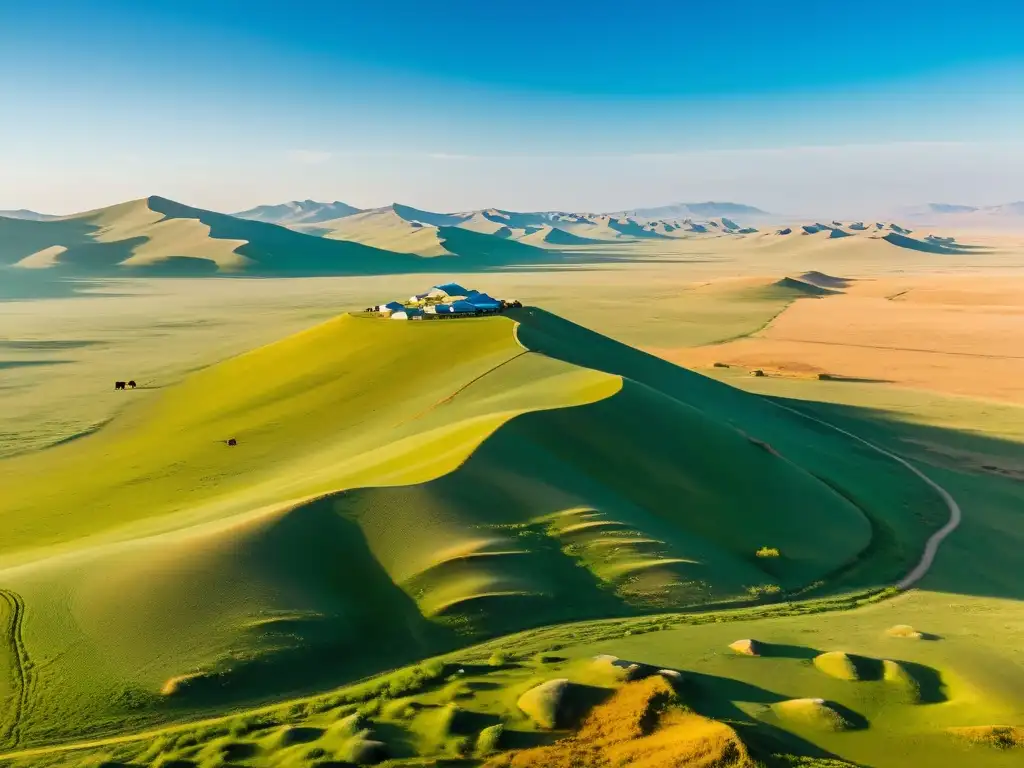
[[590, 654, 655, 681], [886, 624, 923, 640], [728, 639, 762, 656], [656, 669, 684, 687]]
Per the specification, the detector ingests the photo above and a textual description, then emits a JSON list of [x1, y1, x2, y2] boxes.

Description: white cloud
[[285, 150, 334, 165]]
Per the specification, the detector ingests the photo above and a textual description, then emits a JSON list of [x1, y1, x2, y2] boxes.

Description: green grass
[[0, 296, 941, 752], [2, 271, 1022, 768]]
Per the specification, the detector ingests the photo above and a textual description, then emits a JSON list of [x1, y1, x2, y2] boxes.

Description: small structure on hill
[[424, 283, 470, 300], [466, 292, 502, 311], [374, 301, 406, 316], [373, 285, 520, 320]]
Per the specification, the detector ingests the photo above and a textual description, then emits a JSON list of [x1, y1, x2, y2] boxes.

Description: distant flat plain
[[3, 234, 1023, 455]]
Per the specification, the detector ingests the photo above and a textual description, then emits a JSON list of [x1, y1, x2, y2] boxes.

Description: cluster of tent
[[370, 283, 518, 320]]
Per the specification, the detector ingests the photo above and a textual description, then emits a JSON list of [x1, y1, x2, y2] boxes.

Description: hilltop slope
[[0, 308, 943, 745]]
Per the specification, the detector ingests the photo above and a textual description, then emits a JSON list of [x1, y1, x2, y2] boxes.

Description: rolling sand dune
[[312, 206, 453, 256], [0, 196, 420, 275], [0, 197, 569, 276], [309, 205, 549, 261]]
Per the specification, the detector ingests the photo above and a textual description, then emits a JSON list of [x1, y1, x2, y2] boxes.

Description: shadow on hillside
[[756, 642, 820, 660], [760, 394, 1024, 602], [510, 306, 1024, 604], [681, 671, 865, 763]]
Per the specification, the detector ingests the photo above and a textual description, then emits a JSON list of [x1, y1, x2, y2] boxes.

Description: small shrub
[[305, 746, 328, 760], [476, 724, 504, 756], [756, 547, 781, 558], [746, 584, 782, 598], [488, 651, 509, 667], [357, 697, 382, 717]]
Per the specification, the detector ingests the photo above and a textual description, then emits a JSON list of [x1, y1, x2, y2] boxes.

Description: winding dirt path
[[0, 588, 30, 747], [769, 400, 962, 589]]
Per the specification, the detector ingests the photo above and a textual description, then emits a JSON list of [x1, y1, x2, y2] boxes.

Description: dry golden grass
[[489, 677, 753, 767], [659, 275, 1024, 402], [159, 672, 207, 697], [728, 639, 762, 656], [886, 624, 924, 640]]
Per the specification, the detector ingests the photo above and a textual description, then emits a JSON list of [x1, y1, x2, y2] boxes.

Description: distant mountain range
[[619, 202, 771, 219], [0, 209, 58, 221], [900, 202, 1024, 226], [1, 194, 1014, 281], [231, 200, 775, 227], [233, 200, 767, 248], [231, 199, 362, 226]]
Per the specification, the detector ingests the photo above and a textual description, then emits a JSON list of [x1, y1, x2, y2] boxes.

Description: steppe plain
[[1, 214, 1023, 768]]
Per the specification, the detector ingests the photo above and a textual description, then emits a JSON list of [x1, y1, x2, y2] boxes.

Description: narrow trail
[[0, 588, 30, 748], [769, 400, 962, 590], [401, 350, 530, 425]]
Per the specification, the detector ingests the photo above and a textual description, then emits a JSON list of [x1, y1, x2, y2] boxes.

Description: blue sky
[[1, 0, 1022, 214]]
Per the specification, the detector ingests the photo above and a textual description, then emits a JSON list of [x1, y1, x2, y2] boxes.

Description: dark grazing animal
[[127, 380, 137, 389], [226, 438, 237, 446], [114, 381, 126, 390]]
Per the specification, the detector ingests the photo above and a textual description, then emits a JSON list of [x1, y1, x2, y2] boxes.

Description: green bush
[[756, 546, 781, 558], [747, 584, 783, 597], [488, 651, 509, 667], [476, 724, 504, 756]]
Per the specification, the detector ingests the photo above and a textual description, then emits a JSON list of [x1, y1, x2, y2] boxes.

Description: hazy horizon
[[2, 1, 1022, 216]]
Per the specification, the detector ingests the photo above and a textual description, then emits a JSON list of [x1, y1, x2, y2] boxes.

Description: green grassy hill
[[0, 309, 944, 748]]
